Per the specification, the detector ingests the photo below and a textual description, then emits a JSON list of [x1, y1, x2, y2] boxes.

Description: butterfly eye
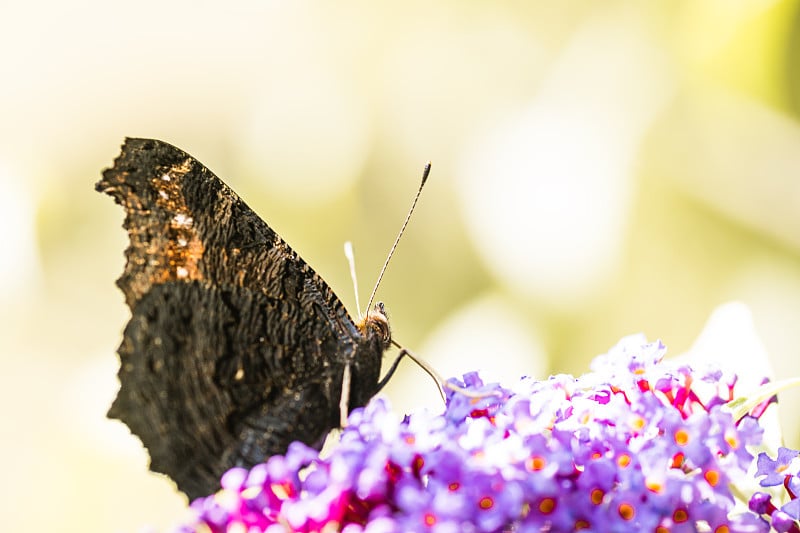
[[365, 302, 391, 347]]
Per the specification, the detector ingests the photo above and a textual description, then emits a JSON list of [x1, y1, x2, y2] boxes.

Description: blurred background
[[2, 1, 800, 531]]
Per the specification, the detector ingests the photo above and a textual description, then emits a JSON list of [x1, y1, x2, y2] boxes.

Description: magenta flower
[[168, 335, 787, 532]]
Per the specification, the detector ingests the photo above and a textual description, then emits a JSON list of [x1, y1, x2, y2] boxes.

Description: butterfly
[[97, 138, 417, 500]]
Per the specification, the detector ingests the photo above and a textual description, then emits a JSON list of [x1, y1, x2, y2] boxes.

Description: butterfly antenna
[[364, 162, 431, 316], [344, 242, 363, 322]]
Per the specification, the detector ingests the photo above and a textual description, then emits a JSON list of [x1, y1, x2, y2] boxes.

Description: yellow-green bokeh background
[[2, 2, 800, 531]]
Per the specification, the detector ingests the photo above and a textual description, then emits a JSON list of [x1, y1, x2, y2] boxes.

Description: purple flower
[[756, 447, 800, 487], [750, 448, 800, 532], [170, 336, 778, 532]]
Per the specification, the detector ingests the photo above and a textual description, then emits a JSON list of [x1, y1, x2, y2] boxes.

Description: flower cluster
[[749, 447, 800, 532], [174, 335, 779, 532]]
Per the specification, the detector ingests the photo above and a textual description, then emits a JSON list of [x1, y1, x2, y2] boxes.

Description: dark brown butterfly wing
[[97, 138, 384, 500]]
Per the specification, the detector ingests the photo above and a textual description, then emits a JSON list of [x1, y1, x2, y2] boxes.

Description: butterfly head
[[359, 301, 392, 349]]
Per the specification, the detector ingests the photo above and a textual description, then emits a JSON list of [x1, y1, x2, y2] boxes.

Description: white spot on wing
[[172, 213, 193, 227]]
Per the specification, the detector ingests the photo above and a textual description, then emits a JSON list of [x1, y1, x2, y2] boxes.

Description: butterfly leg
[[339, 363, 352, 427], [376, 349, 408, 393], [377, 347, 446, 403]]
